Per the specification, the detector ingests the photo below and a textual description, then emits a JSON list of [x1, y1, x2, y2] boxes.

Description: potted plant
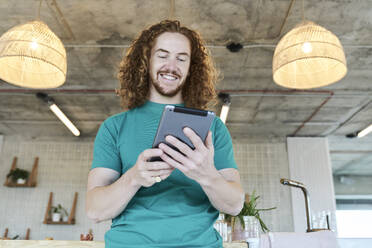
[[6, 168, 29, 184], [225, 191, 276, 240], [50, 204, 69, 222]]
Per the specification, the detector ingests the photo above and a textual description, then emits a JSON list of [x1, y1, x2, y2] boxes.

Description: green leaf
[[223, 190, 276, 233]]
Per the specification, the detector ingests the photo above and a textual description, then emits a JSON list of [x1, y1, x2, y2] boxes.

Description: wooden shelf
[[43, 192, 78, 225], [4, 157, 38, 187], [1, 228, 30, 240], [44, 221, 73, 225]]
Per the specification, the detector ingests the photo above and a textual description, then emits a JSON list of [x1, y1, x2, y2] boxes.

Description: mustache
[[157, 70, 181, 78]]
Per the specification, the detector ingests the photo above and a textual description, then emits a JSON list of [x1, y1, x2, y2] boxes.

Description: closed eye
[[177, 56, 188, 62]]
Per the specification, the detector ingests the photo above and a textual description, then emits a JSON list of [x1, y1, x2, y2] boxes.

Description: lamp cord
[[302, 0, 305, 22], [169, 0, 175, 20], [37, 0, 43, 20]]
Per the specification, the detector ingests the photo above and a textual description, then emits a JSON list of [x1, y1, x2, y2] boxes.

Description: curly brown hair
[[117, 20, 218, 110]]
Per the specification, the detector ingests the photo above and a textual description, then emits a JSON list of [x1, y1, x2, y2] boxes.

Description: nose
[[164, 57, 178, 71]]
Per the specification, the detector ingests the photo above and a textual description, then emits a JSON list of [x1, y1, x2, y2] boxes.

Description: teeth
[[164, 75, 176, 80], [160, 73, 178, 80]]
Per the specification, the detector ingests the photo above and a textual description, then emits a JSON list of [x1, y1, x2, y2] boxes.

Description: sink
[[259, 230, 339, 248]]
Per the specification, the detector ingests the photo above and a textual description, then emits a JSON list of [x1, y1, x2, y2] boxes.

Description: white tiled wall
[[233, 139, 294, 232], [287, 137, 337, 233], [0, 136, 111, 241], [0, 136, 293, 241]]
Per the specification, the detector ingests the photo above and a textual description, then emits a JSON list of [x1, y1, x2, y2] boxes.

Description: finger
[[140, 148, 163, 161], [141, 171, 156, 186], [160, 152, 186, 173], [183, 127, 206, 151], [147, 169, 174, 177], [159, 143, 189, 165], [205, 131, 213, 150], [165, 135, 193, 157], [146, 161, 174, 170], [159, 170, 174, 180], [142, 171, 169, 186]]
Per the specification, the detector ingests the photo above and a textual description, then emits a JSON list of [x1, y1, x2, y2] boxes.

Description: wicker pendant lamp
[[0, 20, 67, 88], [272, 21, 347, 89]]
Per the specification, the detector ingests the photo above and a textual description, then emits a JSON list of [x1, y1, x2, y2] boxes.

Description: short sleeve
[[91, 120, 122, 173], [212, 117, 238, 170]]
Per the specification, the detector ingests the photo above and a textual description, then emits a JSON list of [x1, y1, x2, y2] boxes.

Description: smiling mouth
[[158, 73, 180, 81]]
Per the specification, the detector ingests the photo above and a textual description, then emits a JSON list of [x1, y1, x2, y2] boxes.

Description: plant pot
[[52, 213, 61, 222], [62, 215, 69, 222], [16, 178, 26, 184]]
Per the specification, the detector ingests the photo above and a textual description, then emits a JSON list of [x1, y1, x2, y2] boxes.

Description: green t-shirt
[[92, 101, 237, 248]]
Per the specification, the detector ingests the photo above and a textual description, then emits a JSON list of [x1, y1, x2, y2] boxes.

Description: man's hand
[[129, 148, 174, 187], [158, 127, 218, 185]]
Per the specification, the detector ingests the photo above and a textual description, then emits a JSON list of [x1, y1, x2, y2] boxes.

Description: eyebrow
[[155, 48, 190, 57]]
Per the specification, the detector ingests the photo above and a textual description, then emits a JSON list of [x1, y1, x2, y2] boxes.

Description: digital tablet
[[150, 105, 215, 162]]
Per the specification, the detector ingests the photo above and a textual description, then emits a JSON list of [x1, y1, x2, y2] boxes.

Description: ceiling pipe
[[61, 43, 372, 49], [0, 88, 334, 95], [0, 89, 115, 94], [291, 92, 334, 136], [0, 88, 365, 97], [219, 89, 334, 136], [218, 89, 333, 95], [326, 99, 372, 136], [0, 88, 334, 136]]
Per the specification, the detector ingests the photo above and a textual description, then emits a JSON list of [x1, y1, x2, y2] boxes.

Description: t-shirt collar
[[143, 100, 185, 112]]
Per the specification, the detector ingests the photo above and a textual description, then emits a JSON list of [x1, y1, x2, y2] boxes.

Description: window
[[336, 210, 372, 238]]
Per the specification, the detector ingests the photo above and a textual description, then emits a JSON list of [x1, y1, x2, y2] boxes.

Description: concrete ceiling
[[0, 0, 371, 176]]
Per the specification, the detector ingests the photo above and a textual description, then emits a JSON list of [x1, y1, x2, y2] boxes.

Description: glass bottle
[[243, 216, 260, 248], [214, 213, 228, 241]]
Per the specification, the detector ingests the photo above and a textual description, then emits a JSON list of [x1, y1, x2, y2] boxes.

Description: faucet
[[280, 178, 313, 232]]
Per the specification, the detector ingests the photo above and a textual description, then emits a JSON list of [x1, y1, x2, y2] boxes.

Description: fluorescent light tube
[[49, 104, 80, 136], [220, 104, 230, 124], [357, 124, 372, 138]]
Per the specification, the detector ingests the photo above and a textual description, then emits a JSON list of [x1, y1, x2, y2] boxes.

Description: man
[[86, 20, 244, 248]]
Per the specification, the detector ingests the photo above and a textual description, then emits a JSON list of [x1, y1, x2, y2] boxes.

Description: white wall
[[287, 137, 337, 233]]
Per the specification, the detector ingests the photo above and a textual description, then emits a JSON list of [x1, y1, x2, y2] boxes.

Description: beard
[[150, 72, 186, 97]]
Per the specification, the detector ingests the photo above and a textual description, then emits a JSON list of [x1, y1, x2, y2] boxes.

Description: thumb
[[205, 131, 213, 150]]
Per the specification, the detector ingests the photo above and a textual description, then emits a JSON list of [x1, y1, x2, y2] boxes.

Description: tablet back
[[152, 105, 215, 151]]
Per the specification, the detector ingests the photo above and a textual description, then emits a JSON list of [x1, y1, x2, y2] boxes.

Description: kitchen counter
[[0, 240, 247, 247], [0, 231, 339, 248]]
